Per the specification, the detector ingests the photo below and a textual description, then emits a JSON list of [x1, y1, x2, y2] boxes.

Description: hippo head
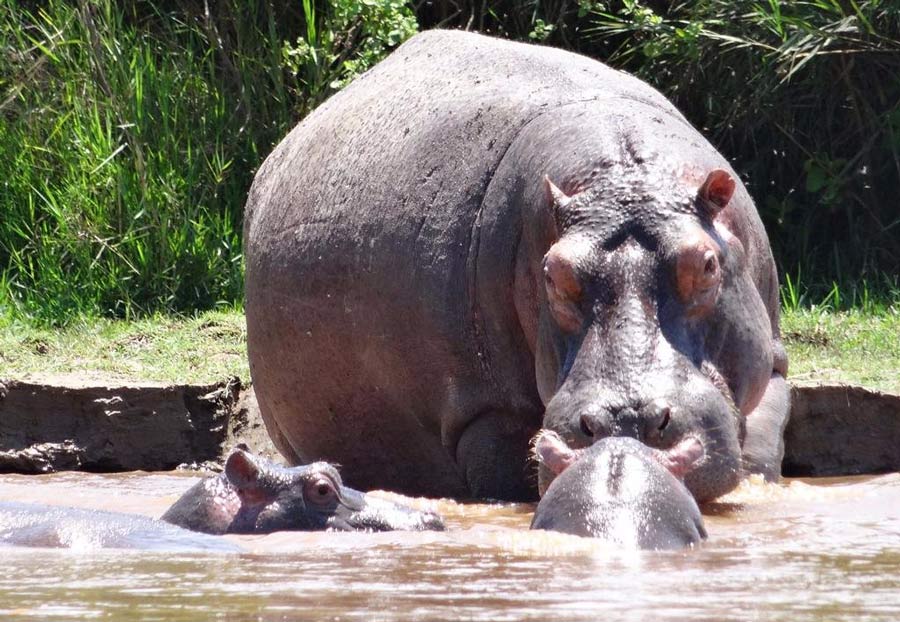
[[223, 447, 445, 532], [531, 431, 707, 549], [530, 166, 776, 503]]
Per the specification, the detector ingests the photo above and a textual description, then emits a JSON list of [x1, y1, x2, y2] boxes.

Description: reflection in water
[[0, 471, 898, 621]]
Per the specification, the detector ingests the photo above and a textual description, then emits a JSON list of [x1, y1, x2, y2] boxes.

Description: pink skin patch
[[533, 430, 705, 480], [533, 430, 582, 476], [654, 436, 705, 479]]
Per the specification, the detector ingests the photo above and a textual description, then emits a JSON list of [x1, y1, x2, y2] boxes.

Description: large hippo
[[531, 431, 706, 549], [162, 445, 445, 533], [243, 30, 790, 502]]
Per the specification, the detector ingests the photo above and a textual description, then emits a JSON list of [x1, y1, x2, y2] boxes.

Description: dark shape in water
[[531, 431, 707, 549], [161, 445, 446, 534], [0, 501, 240, 552]]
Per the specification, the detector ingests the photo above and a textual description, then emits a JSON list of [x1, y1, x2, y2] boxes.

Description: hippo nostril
[[657, 407, 671, 431], [579, 414, 594, 438]]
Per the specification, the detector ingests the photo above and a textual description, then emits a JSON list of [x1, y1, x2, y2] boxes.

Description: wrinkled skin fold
[[243, 30, 790, 502]]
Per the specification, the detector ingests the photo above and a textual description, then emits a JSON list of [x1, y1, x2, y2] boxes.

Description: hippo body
[[244, 30, 789, 501], [0, 502, 240, 551], [161, 446, 445, 534], [531, 432, 706, 549]]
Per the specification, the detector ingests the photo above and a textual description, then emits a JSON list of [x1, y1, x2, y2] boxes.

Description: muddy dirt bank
[[0, 375, 277, 473], [0, 377, 896, 477]]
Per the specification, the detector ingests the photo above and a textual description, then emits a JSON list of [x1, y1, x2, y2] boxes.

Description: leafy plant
[[282, 0, 418, 114]]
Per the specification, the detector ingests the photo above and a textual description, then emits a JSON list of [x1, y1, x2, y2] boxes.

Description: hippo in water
[[161, 445, 445, 534], [0, 447, 443, 549], [0, 502, 241, 551], [243, 30, 790, 502], [531, 431, 706, 549]]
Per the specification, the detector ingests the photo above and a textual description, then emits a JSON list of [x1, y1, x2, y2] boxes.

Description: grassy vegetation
[[2, 1, 899, 327], [0, 0, 274, 323], [1, 302, 897, 393], [0, 0, 414, 325], [782, 307, 900, 393], [0, 309, 248, 384]]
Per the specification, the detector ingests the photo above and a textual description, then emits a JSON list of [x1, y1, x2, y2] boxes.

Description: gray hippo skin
[[0, 502, 239, 551], [531, 431, 706, 549], [244, 30, 790, 502], [161, 445, 445, 534]]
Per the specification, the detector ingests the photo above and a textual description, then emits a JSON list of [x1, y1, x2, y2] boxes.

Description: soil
[[783, 384, 900, 477], [0, 374, 279, 474], [0, 375, 896, 477]]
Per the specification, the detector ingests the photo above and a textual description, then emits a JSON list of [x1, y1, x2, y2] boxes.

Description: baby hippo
[[162, 445, 445, 534], [531, 432, 707, 550]]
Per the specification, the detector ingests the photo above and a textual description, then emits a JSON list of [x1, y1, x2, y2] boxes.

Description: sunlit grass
[[0, 301, 896, 393], [0, 0, 291, 325], [0, 308, 248, 384]]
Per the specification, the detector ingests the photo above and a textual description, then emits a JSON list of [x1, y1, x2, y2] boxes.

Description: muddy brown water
[[0, 471, 898, 621]]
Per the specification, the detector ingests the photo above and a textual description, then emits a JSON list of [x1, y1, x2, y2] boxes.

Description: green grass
[[0, 1, 418, 326], [0, 0, 295, 324], [0, 304, 897, 393], [782, 306, 900, 393], [0, 309, 248, 385]]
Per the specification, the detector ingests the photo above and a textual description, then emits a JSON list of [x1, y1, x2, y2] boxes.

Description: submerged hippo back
[[531, 436, 706, 549], [0, 502, 239, 552]]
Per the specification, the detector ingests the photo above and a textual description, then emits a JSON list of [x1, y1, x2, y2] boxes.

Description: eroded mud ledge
[[783, 384, 900, 477], [0, 377, 897, 477], [0, 375, 278, 473]]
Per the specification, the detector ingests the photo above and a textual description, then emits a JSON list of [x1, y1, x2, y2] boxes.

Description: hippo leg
[[742, 373, 791, 481], [455, 410, 538, 500]]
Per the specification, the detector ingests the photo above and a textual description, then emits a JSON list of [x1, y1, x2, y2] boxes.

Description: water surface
[[0, 471, 897, 621]]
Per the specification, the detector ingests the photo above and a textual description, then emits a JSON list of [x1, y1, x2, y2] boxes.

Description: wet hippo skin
[[161, 445, 445, 534], [531, 431, 706, 549]]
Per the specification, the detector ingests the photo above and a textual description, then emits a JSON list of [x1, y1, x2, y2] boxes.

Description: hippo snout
[[576, 398, 673, 443], [329, 488, 445, 532], [541, 371, 743, 503]]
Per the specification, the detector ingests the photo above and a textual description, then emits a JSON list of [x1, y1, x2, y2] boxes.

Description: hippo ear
[[543, 175, 572, 231], [532, 430, 579, 475], [224, 448, 261, 491], [698, 169, 735, 217], [656, 436, 705, 479]]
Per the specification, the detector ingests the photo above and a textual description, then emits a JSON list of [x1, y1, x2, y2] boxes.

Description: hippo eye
[[700, 251, 719, 287], [675, 233, 722, 316], [703, 252, 717, 275], [304, 478, 338, 507]]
